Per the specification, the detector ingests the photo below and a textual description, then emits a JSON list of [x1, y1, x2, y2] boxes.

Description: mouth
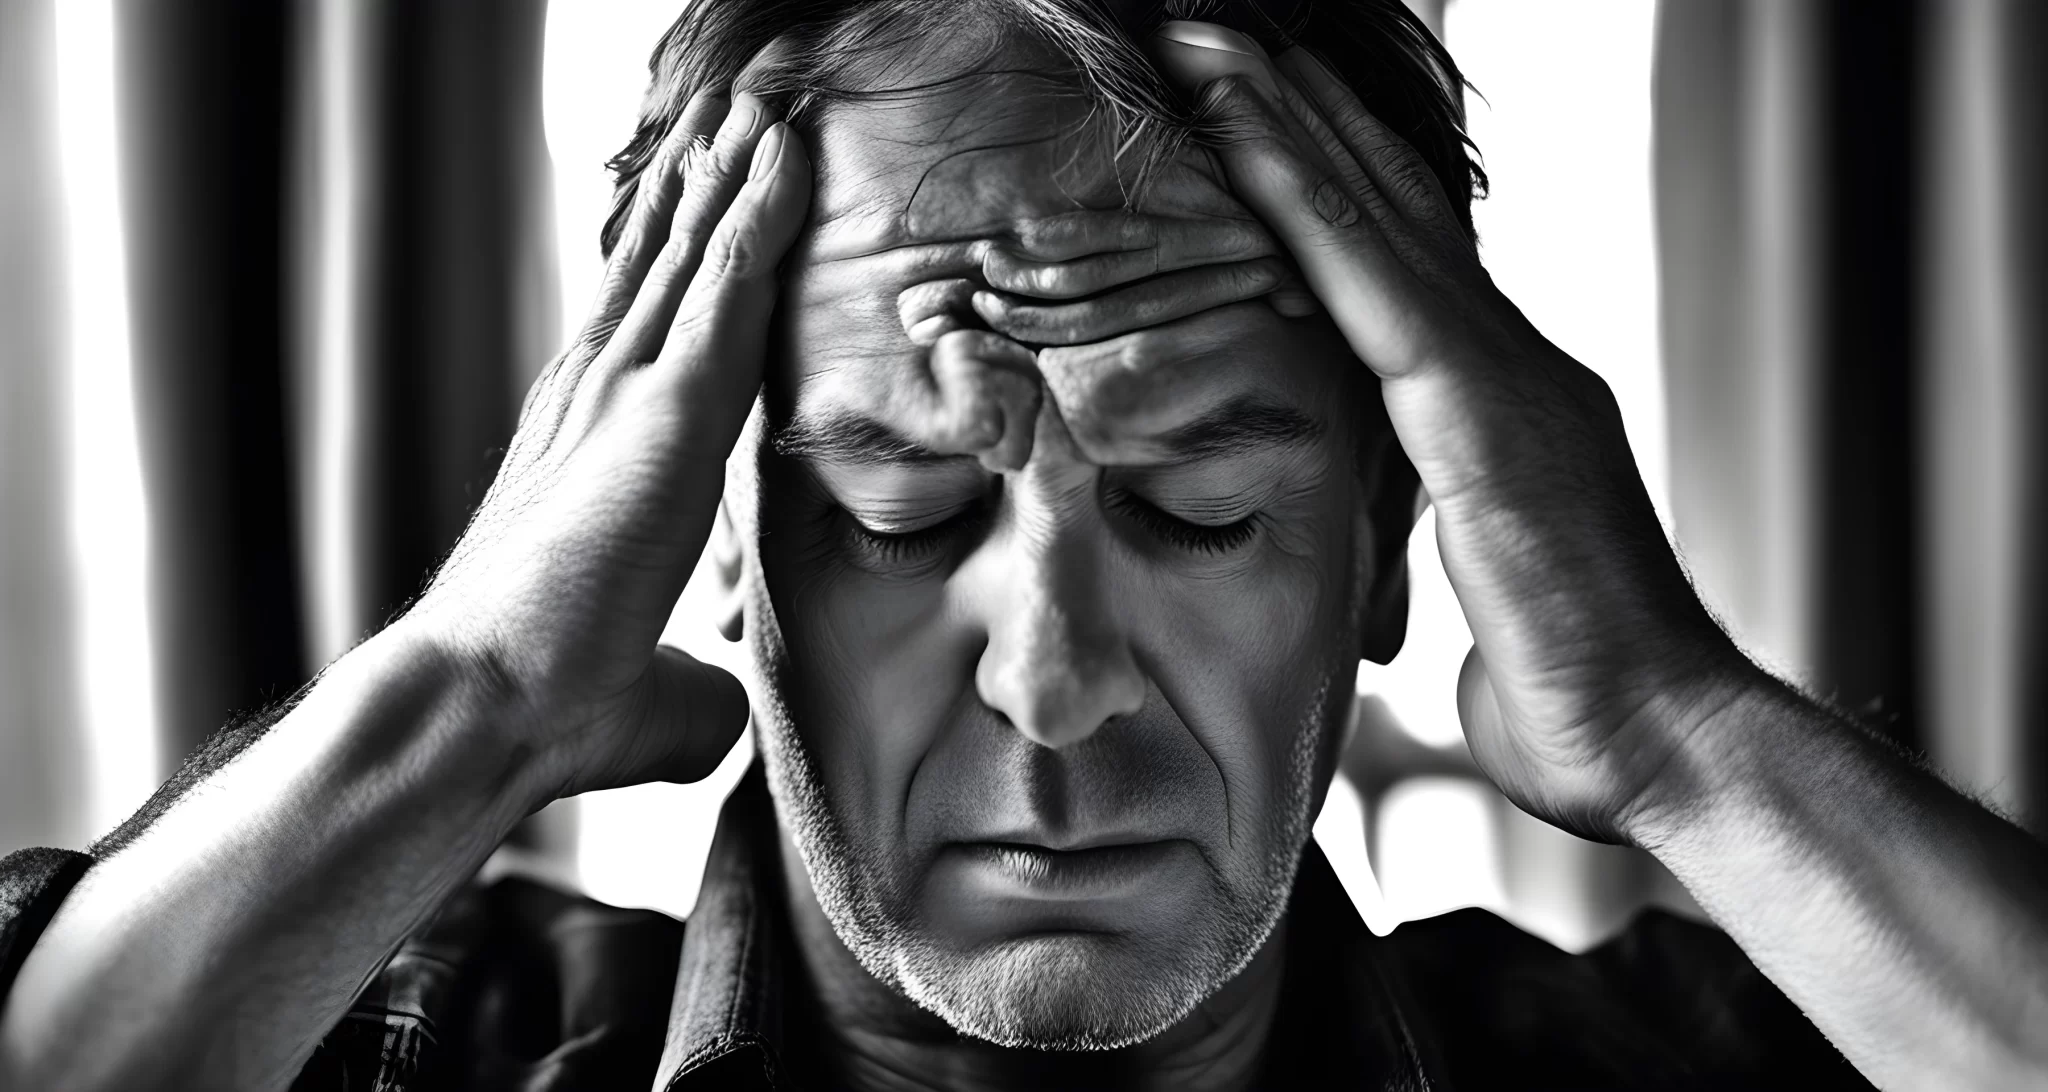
[[952, 840, 1185, 898]]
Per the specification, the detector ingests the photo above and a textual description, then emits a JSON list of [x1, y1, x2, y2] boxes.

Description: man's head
[[610, 0, 1478, 1052]]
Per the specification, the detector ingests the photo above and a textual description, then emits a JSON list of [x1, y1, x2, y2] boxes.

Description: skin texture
[[5, 16, 2048, 1092], [1148, 23, 2048, 1090], [0, 89, 806, 1092], [720, 28, 1399, 1074]]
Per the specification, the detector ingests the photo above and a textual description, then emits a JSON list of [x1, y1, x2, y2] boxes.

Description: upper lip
[[955, 830, 1169, 853]]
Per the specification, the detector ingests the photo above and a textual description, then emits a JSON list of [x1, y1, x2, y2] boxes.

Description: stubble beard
[[745, 577, 1347, 1051]]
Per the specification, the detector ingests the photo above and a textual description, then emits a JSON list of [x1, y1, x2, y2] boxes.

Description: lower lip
[[951, 841, 1183, 898]]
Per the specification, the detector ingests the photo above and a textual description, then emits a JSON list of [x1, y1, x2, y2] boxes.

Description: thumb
[[570, 645, 750, 795]]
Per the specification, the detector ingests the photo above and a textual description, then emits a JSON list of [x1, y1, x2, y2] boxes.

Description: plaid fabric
[[1, 763, 1874, 1090]]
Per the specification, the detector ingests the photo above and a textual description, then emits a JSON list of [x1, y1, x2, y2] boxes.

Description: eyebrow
[[1153, 397, 1325, 460], [772, 413, 957, 467], [774, 396, 1323, 467]]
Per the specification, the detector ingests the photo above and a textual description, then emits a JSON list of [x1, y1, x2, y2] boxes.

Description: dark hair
[[601, 0, 1485, 256]]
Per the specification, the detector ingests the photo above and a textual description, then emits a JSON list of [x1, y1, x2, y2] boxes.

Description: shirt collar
[[653, 760, 1431, 1091], [656, 761, 793, 1090]]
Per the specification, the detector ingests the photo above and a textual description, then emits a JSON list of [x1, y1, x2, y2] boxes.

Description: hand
[[1150, 24, 1748, 843], [406, 89, 811, 800]]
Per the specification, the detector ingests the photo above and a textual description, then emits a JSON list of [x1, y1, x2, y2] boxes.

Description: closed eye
[[844, 500, 991, 567], [1107, 489, 1259, 555]]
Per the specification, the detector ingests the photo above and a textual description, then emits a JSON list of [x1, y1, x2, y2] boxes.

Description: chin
[[897, 932, 1217, 1051]]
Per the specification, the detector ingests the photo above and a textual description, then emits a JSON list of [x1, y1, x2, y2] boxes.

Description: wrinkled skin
[[711, 30, 1414, 1056]]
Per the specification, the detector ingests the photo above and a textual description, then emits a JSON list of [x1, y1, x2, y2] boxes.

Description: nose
[[972, 520, 1147, 750]]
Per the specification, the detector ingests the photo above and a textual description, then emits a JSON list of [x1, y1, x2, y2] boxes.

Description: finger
[[583, 645, 749, 791], [782, 328, 1042, 473], [653, 121, 815, 444], [981, 214, 1277, 298], [1274, 47, 1470, 249], [582, 88, 732, 349], [1267, 270, 1323, 318], [1147, 24, 1387, 233], [898, 278, 979, 346], [1036, 302, 1276, 464], [1255, 63, 1469, 289], [923, 330, 1045, 472], [1180, 73, 1445, 382], [970, 257, 1289, 345], [514, 92, 725, 454], [1152, 25, 1410, 247], [1151, 21, 1283, 99], [607, 91, 776, 368], [1263, 60, 1403, 233]]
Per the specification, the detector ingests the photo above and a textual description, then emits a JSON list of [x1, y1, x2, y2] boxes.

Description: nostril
[[980, 648, 1146, 751]]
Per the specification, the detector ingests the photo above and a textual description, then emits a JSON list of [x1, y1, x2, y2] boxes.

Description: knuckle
[[1197, 73, 1265, 120], [651, 231, 695, 278], [1025, 262, 1067, 296], [1016, 303, 1091, 345], [1214, 218, 1280, 262], [714, 229, 763, 280], [1111, 331, 1166, 381], [1309, 176, 1363, 228], [665, 298, 719, 349], [704, 217, 771, 284], [1231, 258, 1285, 294]]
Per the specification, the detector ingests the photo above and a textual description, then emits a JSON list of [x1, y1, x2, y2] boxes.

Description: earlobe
[[710, 497, 745, 642]]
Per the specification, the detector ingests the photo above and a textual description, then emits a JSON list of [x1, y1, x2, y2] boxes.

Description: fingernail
[[907, 313, 959, 346], [1151, 20, 1282, 99], [722, 95, 762, 141], [749, 123, 785, 181], [1154, 20, 1265, 59]]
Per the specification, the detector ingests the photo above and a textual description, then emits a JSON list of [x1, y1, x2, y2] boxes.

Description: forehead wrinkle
[[801, 67, 1098, 250]]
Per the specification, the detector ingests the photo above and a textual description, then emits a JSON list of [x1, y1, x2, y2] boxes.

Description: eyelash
[[1108, 492, 1261, 556], [843, 504, 987, 566], [837, 493, 1260, 566]]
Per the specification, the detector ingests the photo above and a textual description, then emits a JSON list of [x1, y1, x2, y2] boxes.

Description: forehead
[[768, 30, 1350, 454]]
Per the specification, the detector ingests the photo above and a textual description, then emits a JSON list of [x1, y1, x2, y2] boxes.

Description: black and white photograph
[[1, 1, 2044, 1088]]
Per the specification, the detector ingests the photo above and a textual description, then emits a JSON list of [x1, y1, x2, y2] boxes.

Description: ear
[[1354, 440, 1423, 666], [710, 496, 745, 642]]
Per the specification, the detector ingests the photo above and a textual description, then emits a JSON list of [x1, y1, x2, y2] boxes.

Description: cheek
[[756, 504, 980, 850], [1123, 490, 1357, 847]]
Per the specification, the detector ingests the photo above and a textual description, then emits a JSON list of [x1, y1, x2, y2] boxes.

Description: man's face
[[733, 34, 1385, 1051]]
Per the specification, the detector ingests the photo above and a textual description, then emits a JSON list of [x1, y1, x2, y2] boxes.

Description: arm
[[1150, 22, 2048, 1089], [0, 92, 811, 1092], [1633, 672, 2048, 1090], [1, 629, 551, 1091]]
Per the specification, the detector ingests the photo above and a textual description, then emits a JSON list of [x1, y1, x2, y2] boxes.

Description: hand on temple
[[1148, 22, 1744, 845], [1148, 23, 2048, 1089], [407, 88, 808, 799]]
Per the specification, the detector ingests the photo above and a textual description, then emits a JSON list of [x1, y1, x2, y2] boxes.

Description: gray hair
[[602, 0, 1484, 256]]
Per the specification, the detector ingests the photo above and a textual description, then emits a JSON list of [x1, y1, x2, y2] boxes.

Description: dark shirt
[[0, 763, 1873, 1090]]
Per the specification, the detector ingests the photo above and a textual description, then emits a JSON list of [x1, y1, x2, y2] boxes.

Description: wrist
[[1613, 654, 1796, 852], [335, 617, 566, 818]]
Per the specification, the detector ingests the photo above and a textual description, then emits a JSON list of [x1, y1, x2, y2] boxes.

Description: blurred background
[[3, 0, 2043, 951]]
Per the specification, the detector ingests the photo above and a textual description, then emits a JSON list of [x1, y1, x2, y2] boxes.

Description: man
[[3, 1, 2046, 1089]]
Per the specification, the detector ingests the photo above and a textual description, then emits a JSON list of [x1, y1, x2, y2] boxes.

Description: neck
[[776, 832, 1287, 1092]]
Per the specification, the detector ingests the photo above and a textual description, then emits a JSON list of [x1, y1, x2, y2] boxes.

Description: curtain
[[1656, 0, 2048, 829], [113, 0, 557, 762], [0, 0, 563, 860], [0, 0, 89, 855], [0, 0, 562, 862]]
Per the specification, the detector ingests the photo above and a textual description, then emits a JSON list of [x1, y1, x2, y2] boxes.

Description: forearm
[[1631, 671, 2048, 1090], [0, 621, 554, 1092]]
